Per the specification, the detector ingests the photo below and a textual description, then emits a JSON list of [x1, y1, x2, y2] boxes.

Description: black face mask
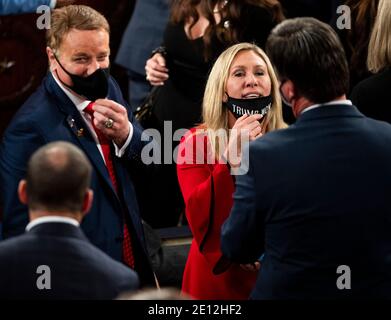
[[54, 54, 109, 101], [224, 94, 273, 119]]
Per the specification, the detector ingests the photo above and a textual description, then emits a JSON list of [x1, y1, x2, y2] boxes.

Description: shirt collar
[[302, 99, 353, 114], [26, 216, 80, 232], [51, 71, 91, 112]]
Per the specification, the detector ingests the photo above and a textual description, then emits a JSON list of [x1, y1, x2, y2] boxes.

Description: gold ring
[[104, 118, 114, 129]]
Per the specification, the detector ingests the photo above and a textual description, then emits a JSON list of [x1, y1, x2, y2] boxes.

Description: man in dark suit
[[0, 142, 139, 299], [221, 17, 391, 299], [0, 5, 155, 286], [115, 0, 169, 110]]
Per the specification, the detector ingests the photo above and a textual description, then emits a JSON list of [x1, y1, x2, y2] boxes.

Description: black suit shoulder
[[0, 226, 139, 299], [248, 106, 391, 159]]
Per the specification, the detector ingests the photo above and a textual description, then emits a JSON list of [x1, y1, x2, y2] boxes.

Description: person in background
[[145, 0, 284, 132], [221, 17, 391, 299], [115, 0, 170, 110], [350, 0, 391, 123], [177, 43, 286, 299], [0, 142, 139, 299], [337, 0, 380, 91], [143, 0, 284, 228], [0, 0, 74, 15]]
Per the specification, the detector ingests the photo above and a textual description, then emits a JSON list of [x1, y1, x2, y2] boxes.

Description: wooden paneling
[[0, 14, 47, 132]]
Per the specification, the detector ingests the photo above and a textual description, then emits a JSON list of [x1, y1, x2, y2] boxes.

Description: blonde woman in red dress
[[177, 43, 287, 299]]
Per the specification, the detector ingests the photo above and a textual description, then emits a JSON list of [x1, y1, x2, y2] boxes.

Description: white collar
[[26, 216, 80, 232], [51, 71, 91, 112], [301, 99, 353, 114]]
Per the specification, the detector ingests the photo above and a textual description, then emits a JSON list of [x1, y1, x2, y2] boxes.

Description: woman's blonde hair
[[201, 42, 286, 158], [367, 0, 391, 73]]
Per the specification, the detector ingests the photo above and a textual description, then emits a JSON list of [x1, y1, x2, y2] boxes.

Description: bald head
[[24, 142, 92, 213]]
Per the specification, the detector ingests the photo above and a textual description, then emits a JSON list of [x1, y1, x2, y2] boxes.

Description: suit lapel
[[45, 73, 119, 197]]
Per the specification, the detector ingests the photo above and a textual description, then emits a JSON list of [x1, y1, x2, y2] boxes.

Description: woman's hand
[[222, 113, 263, 168], [145, 53, 169, 86]]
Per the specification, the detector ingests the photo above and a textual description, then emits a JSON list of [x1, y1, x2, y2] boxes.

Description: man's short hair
[[266, 17, 349, 103], [46, 5, 110, 53], [26, 141, 92, 212]]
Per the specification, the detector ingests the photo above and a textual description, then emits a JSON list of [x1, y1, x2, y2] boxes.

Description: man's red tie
[[84, 102, 135, 269]]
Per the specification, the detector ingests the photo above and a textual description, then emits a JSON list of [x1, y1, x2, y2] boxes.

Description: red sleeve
[[177, 129, 234, 267]]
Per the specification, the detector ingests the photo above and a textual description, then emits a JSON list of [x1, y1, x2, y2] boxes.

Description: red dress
[[177, 128, 257, 300]]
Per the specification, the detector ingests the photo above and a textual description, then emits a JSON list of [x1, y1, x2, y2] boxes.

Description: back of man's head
[[25, 142, 92, 213], [266, 17, 349, 103]]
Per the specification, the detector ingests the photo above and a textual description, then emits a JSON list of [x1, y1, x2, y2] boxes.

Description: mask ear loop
[[51, 50, 75, 90], [52, 51, 72, 76], [223, 91, 229, 103], [223, 92, 237, 124]]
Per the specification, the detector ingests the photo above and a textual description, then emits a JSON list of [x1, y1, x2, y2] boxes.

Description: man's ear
[[46, 47, 56, 70], [283, 79, 296, 101], [81, 189, 94, 216], [18, 180, 28, 205]]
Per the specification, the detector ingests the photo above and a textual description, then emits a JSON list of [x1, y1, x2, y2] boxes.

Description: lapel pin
[[77, 128, 84, 137], [67, 117, 75, 128]]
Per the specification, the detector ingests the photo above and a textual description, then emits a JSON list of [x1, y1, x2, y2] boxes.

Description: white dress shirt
[[302, 99, 353, 114], [26, 216, 79, 232]]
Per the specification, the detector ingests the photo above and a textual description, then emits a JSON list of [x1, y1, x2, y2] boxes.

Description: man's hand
[[91, 99, 130, 148], [55, 0, 75, 8]]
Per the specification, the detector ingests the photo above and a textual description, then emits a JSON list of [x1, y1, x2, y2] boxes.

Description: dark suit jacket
[[221, 104, 391, 299], [0, 73, 155, 285], [350, 68, 391, 123], [115, 0, 170, 75], [0, 222, 139, 299]]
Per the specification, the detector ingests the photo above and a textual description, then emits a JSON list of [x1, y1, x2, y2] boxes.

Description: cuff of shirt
[[50, 0, 57, 8], [113, 121, 133, 157]]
